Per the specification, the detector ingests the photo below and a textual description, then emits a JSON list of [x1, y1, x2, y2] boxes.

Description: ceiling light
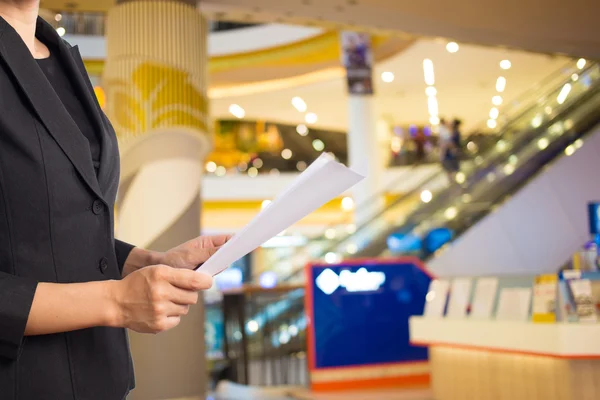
[[537, 138, 549, 150], [496, 140, 507, 152], [574, 139, 583, 148], [296, 161, 307, 171], [503, 164, 515, 175], [467, 141, 479, 153], [531, 114, 543, 128], [571, 73, 579, 82], [292, 96, 307, 112], [381, 72, 395, 83], [455, 172, 466, 184], [444, 207, 458, 220], [427, 96, 439, 116], [325, 229, 336, 239], [55, 13, 63, 22], [557, 83, 572, 105], [341, 196, 354, 211], [420, 190, 433, 203], [281, 149, 293, 160], [252, 158, 263, 168], [205, 161, 217, 173], [270, 169, 280, 176], [429, 116, 440, 125], [492, 95, 503, 106], [446, 42, 459, 53], [489, 107, 499, 120], [248, 167, 258, 177], [238, 162, 248, 172], [56, 27, 66, 37], [305, 112, 318, 124], [500, 60, 512, 70], [544, 106, 553, 115], [577, 58, 586, 69], [496, 76, 506, 92], [312, 139, 325, 151], [296, 124, 308, 136], [229, 104, 245, 118], [564, 145, 575, 156], [425, 86, 437, 97], [423, 59, 435, 86], [215, 166, 226, 177], [487, 119, 497, 129]]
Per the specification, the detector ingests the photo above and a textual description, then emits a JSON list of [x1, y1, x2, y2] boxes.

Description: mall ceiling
[[40, 0, 600, 59]]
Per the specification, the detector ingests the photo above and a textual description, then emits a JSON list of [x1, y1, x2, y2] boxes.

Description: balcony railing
[[46, 11, 258, 36]]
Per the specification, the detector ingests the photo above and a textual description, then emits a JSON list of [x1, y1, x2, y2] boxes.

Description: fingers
[[187, 245, 224, 266], [147, 316, 181, 334], [159, 267, 213, 291], [209, 234, 232, 247], [165, 304, 190, 317], [168, 287, 199, 306]]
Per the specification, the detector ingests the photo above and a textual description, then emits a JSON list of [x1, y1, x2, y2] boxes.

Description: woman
[[0, 2, 226, 399]]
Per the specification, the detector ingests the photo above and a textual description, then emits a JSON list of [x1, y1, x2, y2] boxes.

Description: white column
[[347, 95, 385, 226], [104, 1, 211, 399]]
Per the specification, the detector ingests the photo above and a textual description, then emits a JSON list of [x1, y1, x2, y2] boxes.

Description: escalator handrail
[[466, 59, 583, 136]]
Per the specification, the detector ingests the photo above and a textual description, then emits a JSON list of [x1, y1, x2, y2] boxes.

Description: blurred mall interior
[[34, 0, 600, 399]]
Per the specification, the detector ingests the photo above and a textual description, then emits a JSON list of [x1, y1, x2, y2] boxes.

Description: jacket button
[[92, 199, 104, 215], [99, 257, 108, 274]]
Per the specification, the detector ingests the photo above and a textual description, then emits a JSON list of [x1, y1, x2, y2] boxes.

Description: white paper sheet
[[197, 153, 365, 276], [470, 277, 499, 319], [423, 279, 450, 318], [446, 278, 473, 319]]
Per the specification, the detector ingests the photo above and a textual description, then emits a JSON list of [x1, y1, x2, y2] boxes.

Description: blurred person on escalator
[[414, 127, 427, 164], [439, 118, 460, 186]]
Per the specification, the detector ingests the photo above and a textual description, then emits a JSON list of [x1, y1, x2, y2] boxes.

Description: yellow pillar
[[104, 1, 211, 399]]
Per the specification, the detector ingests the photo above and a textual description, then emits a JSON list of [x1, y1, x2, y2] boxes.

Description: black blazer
[[0, 17, 135, 400]]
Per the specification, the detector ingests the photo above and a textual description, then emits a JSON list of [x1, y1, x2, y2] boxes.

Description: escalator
[[224, 61, 600, 378], [276, 60, 600, 281]]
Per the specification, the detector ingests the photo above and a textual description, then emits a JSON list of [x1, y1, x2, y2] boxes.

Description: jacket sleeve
[[0, 274, 38, 360], [114, 239, 135, 274]]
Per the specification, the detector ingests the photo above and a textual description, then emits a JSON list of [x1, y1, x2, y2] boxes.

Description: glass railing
[[276, 60, 600, 281], [44, 11, 260, 36]]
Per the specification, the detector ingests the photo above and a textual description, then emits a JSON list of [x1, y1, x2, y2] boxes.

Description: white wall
[[429, 125, 600, 277], [64, 24, 323, 60]]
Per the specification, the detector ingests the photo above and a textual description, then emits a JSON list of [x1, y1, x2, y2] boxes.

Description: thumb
[[189, 245, 223, 265]]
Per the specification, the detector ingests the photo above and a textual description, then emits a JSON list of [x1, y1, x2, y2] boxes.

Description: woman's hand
[[121, 234, 231, 277], [110, 265, 212, 333], [160, 234, 231, 270]]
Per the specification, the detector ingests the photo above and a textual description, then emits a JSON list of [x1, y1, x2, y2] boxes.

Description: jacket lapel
[[0, 16, 104, 201], [64, 43, 114, 194]]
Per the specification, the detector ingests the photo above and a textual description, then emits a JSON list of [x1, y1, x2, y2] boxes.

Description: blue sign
[[309, 259, 431, 369], [588, 202, 600, 235]]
